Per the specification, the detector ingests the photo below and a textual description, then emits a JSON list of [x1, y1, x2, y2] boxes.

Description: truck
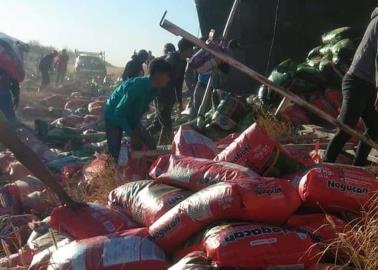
[[74, 50, 107, 81]]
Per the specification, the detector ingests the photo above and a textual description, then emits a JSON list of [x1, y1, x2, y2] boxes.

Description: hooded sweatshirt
[[348, 8, 378, 87]]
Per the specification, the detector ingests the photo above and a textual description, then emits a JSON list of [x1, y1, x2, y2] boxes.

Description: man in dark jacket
[[122, 49, 149, 81], [325, 8, 378, 166], [55, 49, 69, 86], [148, 38, 194, 144], [39, 50, 58, 90]]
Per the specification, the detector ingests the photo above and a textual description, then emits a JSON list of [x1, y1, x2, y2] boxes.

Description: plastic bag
[[40, 95, 67, 108], [108, 180, 192, 227], [215, 123, 303, 176], [149, 155, 257, 191], [50, 203, 138, 240], [47, 228, 168, 270], [204, 223, 319, 269], [169, 251, 212, 270], [149, 178, 301, 253], [286, 214, 349, 243], [64, 98, 89, 111], [172, 125, 218, 159], [298, 165, 378, 213]]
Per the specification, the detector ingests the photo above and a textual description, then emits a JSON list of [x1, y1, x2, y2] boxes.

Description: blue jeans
[[0, 88, 17, 123]]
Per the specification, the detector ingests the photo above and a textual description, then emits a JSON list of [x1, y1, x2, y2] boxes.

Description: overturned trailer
[[195, 0, 377, 94]]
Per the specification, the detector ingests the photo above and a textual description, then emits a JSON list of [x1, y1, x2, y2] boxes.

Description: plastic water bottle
[[118, 143, 129, 166]]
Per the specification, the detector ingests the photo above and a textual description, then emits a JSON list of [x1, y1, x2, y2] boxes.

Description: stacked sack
[[258, 27, 363, 127]]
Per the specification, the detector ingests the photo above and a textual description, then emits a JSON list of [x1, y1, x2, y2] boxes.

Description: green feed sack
[[47, 155, 91, 173], [307, 46, 322, 60], [203, 124, 236, 141], [237, 113, 256, 132], [331, 38, 358, 66], [266, 150, 306, 178], [321, 26, 362, 45]]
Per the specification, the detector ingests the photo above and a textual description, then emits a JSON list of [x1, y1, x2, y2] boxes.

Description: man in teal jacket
[[105, 58, 171, 161]]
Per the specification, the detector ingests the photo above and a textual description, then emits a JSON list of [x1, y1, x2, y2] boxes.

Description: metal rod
[[159, 16, 378, 151]]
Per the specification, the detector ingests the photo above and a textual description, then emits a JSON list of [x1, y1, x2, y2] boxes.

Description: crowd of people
[[38, 49, 69, 90], [1, 7, 378, 209]]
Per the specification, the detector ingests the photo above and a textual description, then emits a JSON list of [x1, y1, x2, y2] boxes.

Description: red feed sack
[[0, 150, 16, 171], [64, 98, 89, 111], [0, 214, 38, 252], [108, 180, 192, 227], [29, 238, 72, 270], [149, 182, 243, 253], [236, 178, 302, 225], [0, 249, 34, 269], [149, 155, 257, 191], [82, 153, 109, 183], [310, 95, 339, 118], [203, 223, 319, 269], [50, 203, 138, 240], [324, 89, 342, 111], [149, 179, 301, 253], [284, 147, 316, 166], [7, 161, 31, 181], [216, 132, 240, 150], [47, 228, 168, 270], [214, 123, 281, 175], [0, 183, 22, 214], [308, 264, 347, 270], [88, 100, 105, 113], [169, 251, 212, 270], [298, 165, 378, 213], [286, 214, 349, 243], [40, 95, 67, 108], [281, 104, 310, 126], [172, 125, 218, 159]]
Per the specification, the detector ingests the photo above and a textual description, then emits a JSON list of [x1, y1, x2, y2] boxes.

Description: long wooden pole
[[159, 14, 378, 151]]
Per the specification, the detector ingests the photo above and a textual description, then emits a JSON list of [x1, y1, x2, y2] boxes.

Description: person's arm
[[0, 122, 78, 207]]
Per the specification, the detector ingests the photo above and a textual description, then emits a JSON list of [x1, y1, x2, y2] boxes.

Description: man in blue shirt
[[104, 58, 171, 161]]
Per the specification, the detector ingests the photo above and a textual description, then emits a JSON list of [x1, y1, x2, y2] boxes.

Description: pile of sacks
[[258, 27, 363, 127], [1, 122, 377, 269]]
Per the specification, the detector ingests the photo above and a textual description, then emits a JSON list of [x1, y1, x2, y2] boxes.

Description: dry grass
[[323, 194, 378, 270], [63, 158, 120, 203], [256, 110, 293, 139], [367, 164, 378, 177]]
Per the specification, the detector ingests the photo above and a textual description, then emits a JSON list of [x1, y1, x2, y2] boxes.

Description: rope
[[265, 0, 281, 76]]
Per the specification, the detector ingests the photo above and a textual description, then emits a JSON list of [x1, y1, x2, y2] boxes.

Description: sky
[[2, 0, 200, 66]]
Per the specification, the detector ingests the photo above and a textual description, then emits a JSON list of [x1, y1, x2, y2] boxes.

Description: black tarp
[[195, 0, 377, 94]]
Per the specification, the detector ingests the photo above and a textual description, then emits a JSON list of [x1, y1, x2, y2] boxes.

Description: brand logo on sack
[[167, 194, 186, 206], [327, 180, 369, 194], [151, 216, 180, 239], [224, 226, 292, 243], [255, 186, 283, 196], [230, 145, 252, 163]]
